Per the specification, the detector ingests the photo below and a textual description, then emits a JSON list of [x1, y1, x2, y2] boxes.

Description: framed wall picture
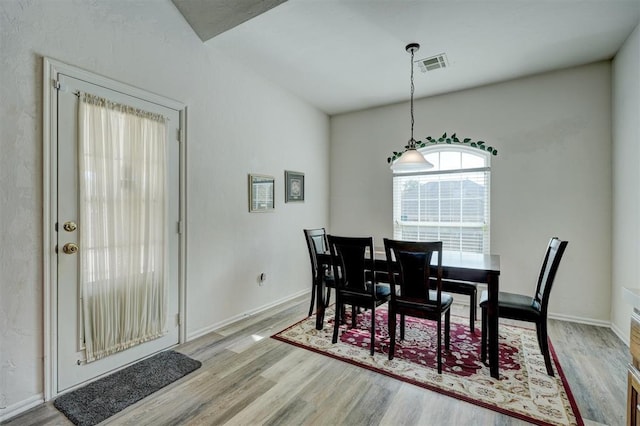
[[285, 171, 304, 202], [248, 174, 275, 212]]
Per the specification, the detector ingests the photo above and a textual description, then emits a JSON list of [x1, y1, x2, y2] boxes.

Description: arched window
[[392, 146, 491, 254]]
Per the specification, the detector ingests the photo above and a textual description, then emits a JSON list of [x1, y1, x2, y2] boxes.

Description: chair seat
[[396, 291, 453, 309], [479, 290, 541, 321], [442, 279, 477, 295], [322, 272, 336, 287], [431, 291, 454, 307], [363, 281, 391, 298]]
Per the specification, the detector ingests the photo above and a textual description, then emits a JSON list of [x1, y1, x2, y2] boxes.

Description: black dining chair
[[384, 238, 453, 374], [327, 235, 391, 356], [437, 280, 477, 333], [303, 228, 335, 317], [480, 237, 568, 376]]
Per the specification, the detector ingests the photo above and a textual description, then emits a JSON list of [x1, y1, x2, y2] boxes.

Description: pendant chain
[[409, 48, 415, 148]]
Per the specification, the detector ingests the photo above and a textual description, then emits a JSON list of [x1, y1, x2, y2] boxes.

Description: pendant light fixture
[[390, 43, 434, 173]]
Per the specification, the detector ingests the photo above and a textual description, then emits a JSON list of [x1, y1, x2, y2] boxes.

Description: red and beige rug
[[272, 305, 583, 426]]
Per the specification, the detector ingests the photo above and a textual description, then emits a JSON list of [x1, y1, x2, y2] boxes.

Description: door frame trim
[[42, 57, 187, 400]]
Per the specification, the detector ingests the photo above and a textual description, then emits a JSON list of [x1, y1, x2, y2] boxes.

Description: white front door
[[54, 73, 182, 392]]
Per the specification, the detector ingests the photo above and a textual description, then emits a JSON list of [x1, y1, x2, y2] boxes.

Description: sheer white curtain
[[79, 92, 168, 362]]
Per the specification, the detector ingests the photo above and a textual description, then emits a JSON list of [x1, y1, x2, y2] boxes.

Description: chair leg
[[324, 287, 332, 307], [308, 279, 316, 317], [332, 301, 341, 344], [444, 310, 450, 350], [388, 307, 396, 360], [400, 314, 406, 340], [437, 316, 442, 374], [469, 289, 477, 333], [480, 306, 487, 364], [370, 304, 376, 356], [536, 321, 554, 376], [351, 305, 357, 328]]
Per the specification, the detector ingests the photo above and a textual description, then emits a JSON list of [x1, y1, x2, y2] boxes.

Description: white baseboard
[[0, 394, 43, 423], [187, 289, 309, 341], [610, 322, 630, 347], [548, 312, 610, 328]]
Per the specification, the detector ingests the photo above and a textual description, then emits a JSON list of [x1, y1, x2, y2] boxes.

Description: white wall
[[612, 22, 640, 343], [331, 62, 612, 324], [0, 0, 329, 417]]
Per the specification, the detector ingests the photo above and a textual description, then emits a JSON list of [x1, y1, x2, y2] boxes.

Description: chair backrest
[[304, 228, 329, 278], [533, 237, 569, 315], [327, 235, 374, 295], [383, 238, 443, 305]]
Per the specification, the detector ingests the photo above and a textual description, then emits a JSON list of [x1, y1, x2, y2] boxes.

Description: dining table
[[315, 249, 502, 379]]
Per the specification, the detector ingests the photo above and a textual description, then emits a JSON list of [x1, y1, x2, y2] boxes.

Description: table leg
[[488, 273, 499, 379], [315, 278, 325, 330]]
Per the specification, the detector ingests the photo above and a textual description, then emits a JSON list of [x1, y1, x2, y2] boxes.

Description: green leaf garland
[[387, 132, 498, 164]]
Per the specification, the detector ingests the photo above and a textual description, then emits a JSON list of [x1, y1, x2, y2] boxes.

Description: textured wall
[[0, 0, 329, 417], [612, 22, 640, 342], [330, 62, 612, 324]]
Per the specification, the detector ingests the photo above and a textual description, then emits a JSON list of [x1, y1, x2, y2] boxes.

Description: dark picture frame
[[248, 174, 275, 212], [285, 170, 304, 202]]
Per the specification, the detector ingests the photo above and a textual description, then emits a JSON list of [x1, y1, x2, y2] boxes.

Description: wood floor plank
[[3, 295, 628, 426], [548, 320, 627, 425], [222, 358, 324, 424], [262, 397, 318, 426]]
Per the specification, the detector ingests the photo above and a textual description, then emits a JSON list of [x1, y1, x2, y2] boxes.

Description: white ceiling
[[180, 0, 640, 115]]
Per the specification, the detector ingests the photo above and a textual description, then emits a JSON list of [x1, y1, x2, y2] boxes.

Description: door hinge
[[178, 127, 185, 143], [176, 313, 182, 326], [53, 79, 67, 92], [176, 220, 184, 235]]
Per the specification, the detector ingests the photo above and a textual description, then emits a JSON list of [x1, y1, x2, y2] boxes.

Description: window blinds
[[393, 167, 490, 254]]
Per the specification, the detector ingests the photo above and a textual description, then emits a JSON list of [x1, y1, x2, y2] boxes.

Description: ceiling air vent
[[416, 53, 448, 72]]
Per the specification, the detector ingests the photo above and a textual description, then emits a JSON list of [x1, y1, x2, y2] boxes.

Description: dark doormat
[[54, 350, 201, 426]]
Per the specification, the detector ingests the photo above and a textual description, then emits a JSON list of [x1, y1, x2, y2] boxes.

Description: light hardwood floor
[[4, 295, 628, 426]]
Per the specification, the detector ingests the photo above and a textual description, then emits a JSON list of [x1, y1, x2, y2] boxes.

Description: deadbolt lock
[[63, 221, 77, 232], [62, 243, 78, 254]]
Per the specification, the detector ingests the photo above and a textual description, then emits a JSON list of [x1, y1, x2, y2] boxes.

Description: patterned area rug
[[272, 305, 583, 426]]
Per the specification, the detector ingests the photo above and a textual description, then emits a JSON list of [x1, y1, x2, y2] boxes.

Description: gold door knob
[[63, 221, 77, 232], [62, 243, 78, 254]]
